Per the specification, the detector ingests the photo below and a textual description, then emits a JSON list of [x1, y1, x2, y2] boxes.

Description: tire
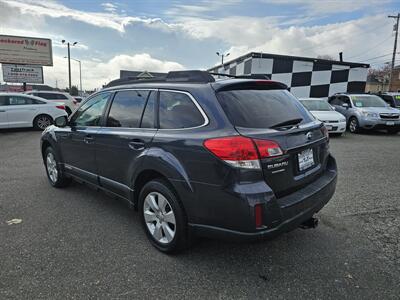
[[348, 117, 360, 134], [387, 128, 399, 135], [139, 179, 191, 253], [44, 147, 71, 188], [33, 114, 53, 130]]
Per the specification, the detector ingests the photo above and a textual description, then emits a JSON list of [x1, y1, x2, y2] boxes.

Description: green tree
[[70, 85, 79, 96]]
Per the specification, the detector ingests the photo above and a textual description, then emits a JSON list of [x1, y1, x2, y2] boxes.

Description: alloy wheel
[[349, 119, 357, 133], [37, 116, 52, 130], [143, 192, 176, 244], [46, 152, 58, 183]]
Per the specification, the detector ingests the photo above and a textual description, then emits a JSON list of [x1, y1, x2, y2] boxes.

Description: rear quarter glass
[[216, 89, 313, 128]]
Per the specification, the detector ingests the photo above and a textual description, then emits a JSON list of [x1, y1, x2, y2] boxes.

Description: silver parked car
[[328, 93, 400, 134]]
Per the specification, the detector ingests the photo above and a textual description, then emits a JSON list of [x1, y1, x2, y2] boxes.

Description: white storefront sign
[[0, 35, 53, 66], [2, 64, 44, 83]]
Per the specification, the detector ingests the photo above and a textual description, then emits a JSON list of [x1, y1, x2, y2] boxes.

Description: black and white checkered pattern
[[208, 52, 369, 98]]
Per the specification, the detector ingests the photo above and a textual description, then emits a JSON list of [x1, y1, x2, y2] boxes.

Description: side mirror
[[54, 116, 68, 127], [342, 103, 349, 109]]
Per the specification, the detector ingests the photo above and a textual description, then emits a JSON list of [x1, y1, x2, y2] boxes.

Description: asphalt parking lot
[[0, 130, 399, 299]]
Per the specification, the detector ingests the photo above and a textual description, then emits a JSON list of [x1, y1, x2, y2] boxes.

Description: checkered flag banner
[[208, 52, 369, 98]]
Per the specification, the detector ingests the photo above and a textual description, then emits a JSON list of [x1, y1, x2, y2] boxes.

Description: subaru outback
[[41, 71, 337, 253]]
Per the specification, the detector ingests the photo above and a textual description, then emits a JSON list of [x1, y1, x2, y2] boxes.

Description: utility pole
[[388, 13, 399, 91], [62, 40, 77, 93]]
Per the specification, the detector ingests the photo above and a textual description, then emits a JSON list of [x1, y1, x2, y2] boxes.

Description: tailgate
[[236, 123, 329, 198]]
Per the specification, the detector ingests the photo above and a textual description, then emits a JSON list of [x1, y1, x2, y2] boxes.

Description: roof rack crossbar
[[104, 70, 215, 88]]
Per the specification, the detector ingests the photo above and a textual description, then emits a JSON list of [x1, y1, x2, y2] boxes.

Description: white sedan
[[299, 98, 347, 135], [0, 93, 68, 130]]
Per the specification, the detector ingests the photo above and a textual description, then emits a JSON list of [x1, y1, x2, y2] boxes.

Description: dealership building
[[208, 52, 370, 98]]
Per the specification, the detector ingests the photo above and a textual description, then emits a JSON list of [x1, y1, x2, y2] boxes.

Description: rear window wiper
[[270, 118, 303, 129]]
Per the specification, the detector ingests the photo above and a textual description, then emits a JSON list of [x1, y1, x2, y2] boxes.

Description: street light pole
[[78, 60, 82, 93], [67, 43, 71, 91], [216, 51, 230, 66], [62, 40, 78, 93], [64, 56, 83, 94]]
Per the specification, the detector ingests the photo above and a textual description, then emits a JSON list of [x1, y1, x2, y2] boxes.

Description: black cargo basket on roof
[[166, 70, 215, 83], [104, 70, 215, 88]]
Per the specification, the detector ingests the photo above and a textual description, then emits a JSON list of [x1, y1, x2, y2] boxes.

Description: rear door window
[[329, 96, 341, 106], [217, 89, 312, 128], [38, 93, 67, 100], [8, 96, 35, 105], [158, 91, 205, 129], [106, 90, 149, 128]]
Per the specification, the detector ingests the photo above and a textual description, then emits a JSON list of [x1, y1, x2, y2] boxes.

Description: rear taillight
[[253, 139, 283, 158], [203, 136, 283, 169], [56, 105, 65, 110]]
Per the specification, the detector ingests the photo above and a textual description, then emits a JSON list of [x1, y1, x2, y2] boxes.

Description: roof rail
[[104, 70, 215, 88]]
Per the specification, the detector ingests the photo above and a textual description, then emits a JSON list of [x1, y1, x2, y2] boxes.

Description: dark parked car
[[41, 71, 337, 253], [375, 92, 400, 109]]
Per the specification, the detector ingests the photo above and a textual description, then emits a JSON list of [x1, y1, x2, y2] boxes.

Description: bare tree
[[368, 64, 391, 84]]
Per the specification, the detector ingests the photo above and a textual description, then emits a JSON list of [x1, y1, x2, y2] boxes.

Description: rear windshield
[[300, 99, 333, 111], [217, 89, 313, 128]]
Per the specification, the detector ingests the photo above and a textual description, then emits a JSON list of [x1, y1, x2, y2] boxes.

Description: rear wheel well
[[133, 170, 171, 210], [65, 107, 72, 115]]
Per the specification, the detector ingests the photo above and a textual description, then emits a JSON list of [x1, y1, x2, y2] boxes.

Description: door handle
[[128, 139, 145, 150], [83, 135, 94, 144]]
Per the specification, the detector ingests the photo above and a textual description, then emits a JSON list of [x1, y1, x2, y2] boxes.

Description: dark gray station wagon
[[41, 71, 337, 253]]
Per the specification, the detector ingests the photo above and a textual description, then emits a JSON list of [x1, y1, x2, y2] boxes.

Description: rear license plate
[[386, 121, 395, 126], [298, 149, 314, 171]]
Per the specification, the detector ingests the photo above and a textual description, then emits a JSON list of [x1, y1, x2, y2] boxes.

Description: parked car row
[[299, 93, 400, 135], [0, 91, 88, 130], [0, 93, 68, 130]]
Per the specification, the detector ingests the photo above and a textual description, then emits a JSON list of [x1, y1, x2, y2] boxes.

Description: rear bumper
[[189, 156, 337, 242]]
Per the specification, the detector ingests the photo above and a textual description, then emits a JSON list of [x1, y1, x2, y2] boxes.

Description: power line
[[346, 35, 393, 60], [357, 53, 393, 63]]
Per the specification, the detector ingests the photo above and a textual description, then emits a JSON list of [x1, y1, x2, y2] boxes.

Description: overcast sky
[[0, 0, 399, 90]]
